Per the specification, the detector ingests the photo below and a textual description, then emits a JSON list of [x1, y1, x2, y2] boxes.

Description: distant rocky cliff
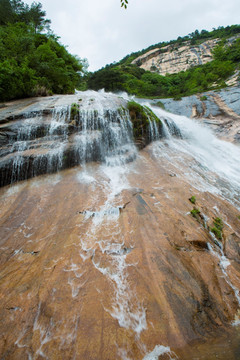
[[132, 36, 239, 76]]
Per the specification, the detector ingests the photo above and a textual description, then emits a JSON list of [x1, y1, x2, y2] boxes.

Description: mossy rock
[[127, 101, 162, 148], [70, 103, 80, 120]]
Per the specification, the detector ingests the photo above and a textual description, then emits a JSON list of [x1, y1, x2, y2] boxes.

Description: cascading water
[[144, 102, 240, 209], [0, 92, 141, 186]]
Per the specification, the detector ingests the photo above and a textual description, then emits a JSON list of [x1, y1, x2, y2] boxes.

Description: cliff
[[131, 36, 239, 76]]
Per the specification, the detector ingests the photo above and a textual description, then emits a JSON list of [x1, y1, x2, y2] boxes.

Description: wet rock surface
[[0, 141, 240, 359], [153, 85, 240, 143], [0, 91, 240, 359]]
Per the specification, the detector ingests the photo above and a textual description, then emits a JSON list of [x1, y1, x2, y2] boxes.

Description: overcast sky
[[24, 0, 240, 71]]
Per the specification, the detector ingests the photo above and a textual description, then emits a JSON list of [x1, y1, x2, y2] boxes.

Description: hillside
[[87, 25, 240, 99]]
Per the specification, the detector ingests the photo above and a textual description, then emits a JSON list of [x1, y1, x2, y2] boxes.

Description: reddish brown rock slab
[[0, 149, 240, 359]]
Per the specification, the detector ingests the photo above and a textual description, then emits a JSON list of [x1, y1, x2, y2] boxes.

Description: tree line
[[0, 0, 87, 101]]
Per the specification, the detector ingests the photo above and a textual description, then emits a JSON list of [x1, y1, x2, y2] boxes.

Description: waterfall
[[0, 92, 141, 186], [143, 103, 240, 209]]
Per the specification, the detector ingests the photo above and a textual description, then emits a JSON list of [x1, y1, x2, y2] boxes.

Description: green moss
[[127, 101, 162, 143], [127, 101, 161, 124], [117, 106, 127, 116], [144, 106, 162, 124], [200, 95, 207, 101], [189, 196, 196, 204], [70, 103, 79, 119]]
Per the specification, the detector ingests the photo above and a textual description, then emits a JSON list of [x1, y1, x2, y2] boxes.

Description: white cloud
[[24, 0, 240, 71]]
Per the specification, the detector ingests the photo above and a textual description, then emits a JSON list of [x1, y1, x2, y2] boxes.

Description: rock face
[[0, 143, 240, 360], [152, 85, 240, 143], [131, 36, 240, 77], [0, 91, 240, 359], [132, 39, 218, 75]]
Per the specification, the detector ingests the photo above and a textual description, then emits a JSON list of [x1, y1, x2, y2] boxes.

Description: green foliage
[[211, 227, 222, 240], [173, 95, 182, 101], [120, 0, 128, 9], [190, 208, 200, 218], [189, 196, 196, 204], [211, 217, 224, 240], [200, 95, 207, 101], [213, 217, 224, 231], [70, 103, 79, 119], [0, 0, 86, 101]]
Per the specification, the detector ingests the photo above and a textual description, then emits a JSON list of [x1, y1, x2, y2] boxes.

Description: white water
[[143, 103, 240, 209]]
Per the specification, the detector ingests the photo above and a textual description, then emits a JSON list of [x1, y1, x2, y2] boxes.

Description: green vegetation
[[127, 100, 161, 142], [87, 25, 240, 99], [211, 227, 222, 240], [211, 217, 224, 240], [120, 0, 128, 9], [0, 0, 87, 101], [200, 95, 208, 101], [154, 101, 165, 109], [237, 215, 240, 220], [213, 217, 224, 230], [189, 196, 196, 204], [70, 103, 79, 119], [190, 207, 201, 218]]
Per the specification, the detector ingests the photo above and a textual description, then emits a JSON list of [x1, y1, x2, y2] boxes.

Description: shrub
[[70, 103, 79, 119], [189, 196, 196, 204], [211, 217, 224, 240], [211, 227, 222, 240], [190, 208, 200, 218]]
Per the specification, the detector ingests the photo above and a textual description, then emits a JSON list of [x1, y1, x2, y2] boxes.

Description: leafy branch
[[120, 0, 128, 9]]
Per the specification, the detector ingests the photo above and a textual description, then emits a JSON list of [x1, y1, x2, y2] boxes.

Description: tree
[[27, 2, 51, 33], [0, 0, 13, 25]]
